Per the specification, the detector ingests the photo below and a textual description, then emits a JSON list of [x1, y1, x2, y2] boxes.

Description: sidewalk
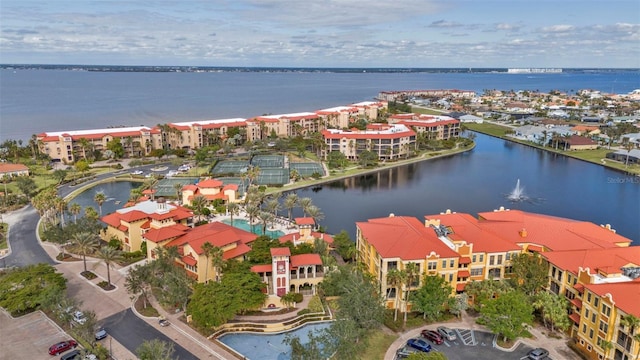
[[139, 294, 236, 359], [383, 311, 581, 360]]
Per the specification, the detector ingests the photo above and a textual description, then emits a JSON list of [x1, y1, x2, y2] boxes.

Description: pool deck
[[211, 211, 301, 238]]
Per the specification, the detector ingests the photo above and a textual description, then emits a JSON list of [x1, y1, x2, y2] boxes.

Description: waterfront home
[[458, 114, 484, 123], [621, 133, 640, 148], [557, 135, 599, 151], [315, 105, 360, 129], [246, 112, 321, 141], [0, 163, 29, 179], [101, 198, 194, 252], [321, 123, 416, 161], [388, 113, 460, 140], [606, 149, 640, 164], [510, 125, 548, 144]]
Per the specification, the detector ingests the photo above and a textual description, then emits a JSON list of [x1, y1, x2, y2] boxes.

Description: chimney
[[519, 228, 527, 238]]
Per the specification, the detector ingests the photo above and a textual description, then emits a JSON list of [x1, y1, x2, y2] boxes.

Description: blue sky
[[1, 0, 638, 68]]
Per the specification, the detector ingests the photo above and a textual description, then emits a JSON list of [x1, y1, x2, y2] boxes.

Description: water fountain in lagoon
[[507, 179, 526, 202]]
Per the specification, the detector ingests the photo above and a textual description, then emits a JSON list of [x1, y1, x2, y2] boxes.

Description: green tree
[[358, 150, 378, 168], [201, 242, 224, 282], [68, 202, 82, 224], [93, 191, 107, 216], [532, 291, 570, 332], [284, 193, 299, 221], [52, 169, 68, 184], [0, 264, 67, 316], [327, 151, 348, 170], [284, 328, 328, 360], [480, 290, 534, 342], [332, 230, 356, 262], [386, 268, 407, 322], [124, 264, 152, 308], [15, 176, 37, 199], [95, 246, 123, 288], [71, 231, 99, 273], [246, 235, 279, 264], [465, 279, 512, 311], [413, 275, 453, 321], [403, 262, 419, 325], [509, 253, 548, 297], [106, 138, 125, 159], [136, 339, 175, 360]]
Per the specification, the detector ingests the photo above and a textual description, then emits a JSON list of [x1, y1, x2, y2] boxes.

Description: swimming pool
[[218, 322, 331, 360], [221, 218, 285, 238]]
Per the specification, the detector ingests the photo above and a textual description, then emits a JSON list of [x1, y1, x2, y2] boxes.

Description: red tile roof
[[143, 224, 190, 243], [295, 217, 315, 225], [356, 216, 460, 260], [222, 243, 252, 260], [459, 257, 471, 264], [181, 255, 197, 266], [456, 283, 466, 291], [251, 264, 273, 273], [569, 313, 581, 324], [527, 245, 544, 253], [291, 253, 322, 268], [541, 247, 640, 276], [585, 281, 640, 317], [476, 210, 630, 251], [457, 270, 470, 278], [164, 222, 256, 257], [270, 247, 291, 257], [0, 163, 29, 173], [197, 179, 224, 188]]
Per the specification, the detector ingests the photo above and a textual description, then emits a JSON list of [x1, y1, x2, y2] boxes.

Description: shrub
[[108, 238, 122, 250], [293, 293, 304, 303], [307, 296, 324, 313], [81, 271, 97, 280]]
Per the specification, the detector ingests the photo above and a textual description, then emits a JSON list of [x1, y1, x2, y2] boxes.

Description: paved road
[[1, 205, 54, 268], [103, 309, 198, 360]]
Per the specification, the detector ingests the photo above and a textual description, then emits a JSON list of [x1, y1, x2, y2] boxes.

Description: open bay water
[[1, 68, 638, 142], [2, 68, 638, 243]]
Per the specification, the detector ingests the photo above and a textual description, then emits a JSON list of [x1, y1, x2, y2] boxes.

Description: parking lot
[[0, 309, 76, 360], [396, 328, 540, 360]]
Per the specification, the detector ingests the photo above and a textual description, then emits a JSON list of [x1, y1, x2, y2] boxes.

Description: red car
[[421, 329, 444, 345], [48, 340, 77, 355]]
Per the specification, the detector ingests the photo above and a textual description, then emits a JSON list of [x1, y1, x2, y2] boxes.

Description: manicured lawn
[[361, 328, 398, 360], [464, 122, 513, 137]]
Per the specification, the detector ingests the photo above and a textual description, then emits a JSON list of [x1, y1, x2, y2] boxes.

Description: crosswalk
[[456, 328, 477, 346]]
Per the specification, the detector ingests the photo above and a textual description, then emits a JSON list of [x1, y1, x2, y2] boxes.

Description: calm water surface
[[290, 133, 640, 242]]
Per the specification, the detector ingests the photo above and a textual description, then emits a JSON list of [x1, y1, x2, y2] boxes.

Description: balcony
[[290, 272, 324, 280]]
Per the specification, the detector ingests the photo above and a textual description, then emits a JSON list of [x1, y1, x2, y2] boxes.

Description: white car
[[131, 170, 144, 175], [73, 311, 87, 325]]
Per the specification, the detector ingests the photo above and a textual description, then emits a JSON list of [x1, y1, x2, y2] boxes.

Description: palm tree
[[77, 137, 90, 160], [190, 195, 208, 221], [403, 262, 419, 325], [623, 139, 635, 168], [245, 203, 260, 233], [72, 231, 99, 273], [69, 203, 82, 224], [265, 197, 281, 218], [54, 196, 67, 226], [284, 193, 299, 221], [201, 242, 224, 282], [227, 202, 240, 226], [600, 340, 613, 360], [298, 197, 313, 217], [173, 183, 183, 203], [305, 205, 324, 230], [95, 246, 123, 288], [387, 269, 407, 322], [622, 314, 640, 358], [257, 211, 274, 235], [94, 191, 107, 216]]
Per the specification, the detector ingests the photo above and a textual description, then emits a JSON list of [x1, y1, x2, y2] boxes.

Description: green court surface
[[290, 162, 325, 177], [211, 160, 250, 175], [154, 178, 199, 197], [251, 154, 285, 168]]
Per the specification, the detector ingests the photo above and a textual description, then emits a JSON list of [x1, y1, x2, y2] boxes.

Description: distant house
[[581, 116, 601, 123], [0, 163, 29, 179], [459, 114, 484, 123], [606, 149, 640, 164], [621, 133, 640, 148], [181, 178, 241, 207], [558, 135, 598, 151]]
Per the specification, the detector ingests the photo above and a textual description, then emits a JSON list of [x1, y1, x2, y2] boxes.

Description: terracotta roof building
[[321, 123, 416, 161], [0, 163, 29, 179]]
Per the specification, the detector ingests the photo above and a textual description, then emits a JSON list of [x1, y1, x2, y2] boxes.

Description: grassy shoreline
[[464, 122, 640, 176]]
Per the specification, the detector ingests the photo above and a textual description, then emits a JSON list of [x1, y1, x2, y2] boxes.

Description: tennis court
[[290, 162, 325, 177], [211, 160, 250, 176], [256, 168, 290, 186], [251, 154, 285, 168], [155, 177, 199, 197]]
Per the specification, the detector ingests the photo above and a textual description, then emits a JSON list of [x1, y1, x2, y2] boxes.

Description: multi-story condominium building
[[351, 101, 386, 120], [38, 126, 162, 163], [181, 178, 241, 207], [251, 247, 324, 298], [356, 207, 637, 351], [246, 112, 321, 141], [542, 247, 640, 360], [377, 89, 476, 102], [321, 123, 417, 161], [165, 118, 248, 150], [316, 106, 361, 129], [388, 114, 461, 140], [101, 198, 194, 252]]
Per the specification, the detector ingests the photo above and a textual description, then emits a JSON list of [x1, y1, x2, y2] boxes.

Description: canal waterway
[[290, 132, 639, 242]]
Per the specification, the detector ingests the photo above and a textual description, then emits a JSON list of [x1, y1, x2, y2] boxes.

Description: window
[[497, 255, 503, 265], [471, 268, 483, 276], [592, 313, 597, 323], [450, 259, 455, 268], [589, 329, 594, 339], [489, 256, 495, 266], [506, 252, 511, 261], [594, 298, 599, 308], [599, 320, 608, 333], [587, 292, 592, 303], [585, 309, 590, 319], [602, 304, 611, 317], [442, 260, 447, 268], [582, 324, 587, 333], [472, 254, 477, 263], [479, 254, 484, 262], [388, 261, 398, 271], [449, 273, 453, 282]]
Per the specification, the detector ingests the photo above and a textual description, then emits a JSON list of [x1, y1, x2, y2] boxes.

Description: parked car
[[48, 340, 78, 355], [60, 349, 80, 360], [94, 328, 107, 340], [437, 326, 457, 341], [159, 317, 170, 327], [528, 348, 550, 360], [72, 311, 86, 325], [406, 338, 432, 353], [420, 329, 444, 345], [395, 345, 419, 359]]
